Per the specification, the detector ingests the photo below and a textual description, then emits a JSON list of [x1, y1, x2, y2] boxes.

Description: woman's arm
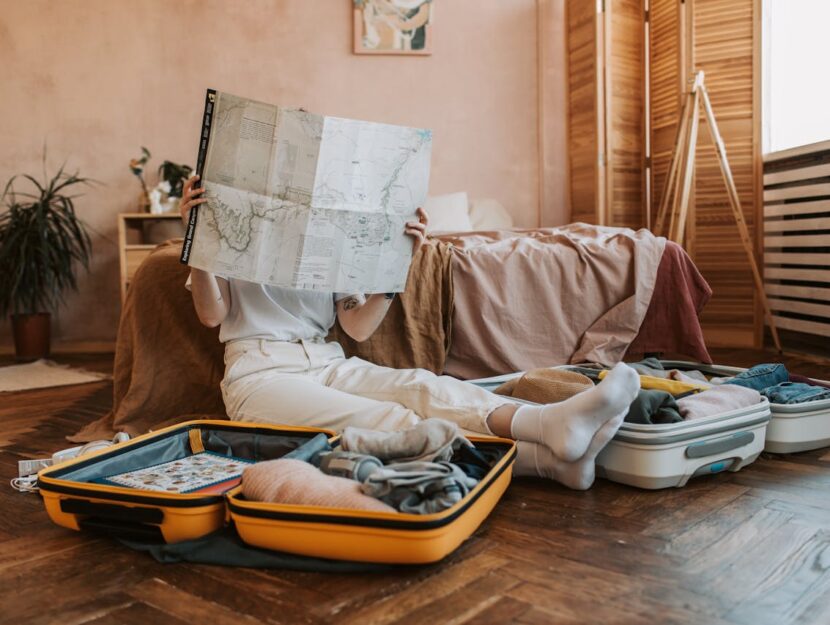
[[336, 293, 394, 342], [180, 175, 231, 328], [336, 207, 429, 342]]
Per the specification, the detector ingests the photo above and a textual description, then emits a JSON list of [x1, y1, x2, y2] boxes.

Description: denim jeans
[[761, 382, 830, 404], [725, 363, 789, 391]]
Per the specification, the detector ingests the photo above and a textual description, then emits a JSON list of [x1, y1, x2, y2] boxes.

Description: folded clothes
[[361, 461, 478, 514], [677, 385, 761, 420], [242, 458, 395, 513], [494, 368, 594, 403], [725, 363, 788, 391], [341, 418, 471, 463], [761, 382, 830, 404], [625, 357, 666, 376], [625, 390, 683, 424], [788, 374, 830, 391], [599, 370, 707, 396], [668, 369, 712, 386]]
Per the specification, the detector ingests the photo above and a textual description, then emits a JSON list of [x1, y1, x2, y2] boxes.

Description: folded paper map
[[181, 89, 433, 293]]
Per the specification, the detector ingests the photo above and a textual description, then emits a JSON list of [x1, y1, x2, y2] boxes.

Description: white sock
[[514, 413, 624, 490], [510, 362, 639, 462]]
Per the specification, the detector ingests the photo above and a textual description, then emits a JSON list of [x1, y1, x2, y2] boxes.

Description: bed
[[71, 225, 711, 442]]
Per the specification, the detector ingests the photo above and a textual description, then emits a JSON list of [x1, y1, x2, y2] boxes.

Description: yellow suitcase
[[227, 434, 515, 564], [38, 420, 515, 563]]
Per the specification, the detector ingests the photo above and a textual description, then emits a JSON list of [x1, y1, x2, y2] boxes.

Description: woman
[[181, 176, 640, 489]]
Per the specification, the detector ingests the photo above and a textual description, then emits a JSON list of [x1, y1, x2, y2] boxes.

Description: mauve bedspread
[[441, 224, 668, 379]]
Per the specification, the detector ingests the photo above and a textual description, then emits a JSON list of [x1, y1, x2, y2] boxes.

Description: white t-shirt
[[186, 274, 361, 343]]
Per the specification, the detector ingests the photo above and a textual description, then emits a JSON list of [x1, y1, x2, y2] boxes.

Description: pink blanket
[[442, 224, 667, 379]]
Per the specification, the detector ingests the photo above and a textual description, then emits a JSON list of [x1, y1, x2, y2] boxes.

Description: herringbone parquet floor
[[1, 349, 829, 625]]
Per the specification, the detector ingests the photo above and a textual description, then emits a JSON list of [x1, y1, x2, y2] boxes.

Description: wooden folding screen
[[567, 0, 644, 229], [567, 0, 763, 347], [650, 0, 762, 347]]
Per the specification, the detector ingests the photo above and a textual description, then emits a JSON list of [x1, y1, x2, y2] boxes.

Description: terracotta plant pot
[[11, 313, 51, 361]]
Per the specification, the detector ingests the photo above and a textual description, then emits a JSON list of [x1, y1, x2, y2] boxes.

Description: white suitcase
[[469, 369, 772, 490], [661, 360, 830, 454]]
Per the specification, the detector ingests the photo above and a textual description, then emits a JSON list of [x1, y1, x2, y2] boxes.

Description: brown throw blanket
[[71, 239, 453, 442], [442, 224, 667, 379]]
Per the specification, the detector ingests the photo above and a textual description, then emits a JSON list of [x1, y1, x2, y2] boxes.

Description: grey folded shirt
[[361, 461, 479, 514]]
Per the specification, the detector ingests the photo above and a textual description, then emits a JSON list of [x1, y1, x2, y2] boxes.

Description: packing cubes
[[38, 420, 516, 564]]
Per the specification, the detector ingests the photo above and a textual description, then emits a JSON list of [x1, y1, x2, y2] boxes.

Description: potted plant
[[0, 163, 93, 360]]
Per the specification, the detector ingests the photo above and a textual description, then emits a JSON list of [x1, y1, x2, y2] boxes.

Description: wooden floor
[[2, 349, 830, 625]]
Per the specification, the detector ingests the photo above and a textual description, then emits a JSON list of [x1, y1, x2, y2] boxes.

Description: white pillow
[[468, 198, 514, 230], [423, 191, 472, 233]]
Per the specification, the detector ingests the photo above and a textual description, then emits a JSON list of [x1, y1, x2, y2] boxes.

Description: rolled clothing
[[313, 450, 384, 482], [625, 390, 683, 424], [362, 461, 479, 514], [242, 458, 396, 513], [761, 382, 830, 405], [724, 363, 788, 391], [677, 385, 762, 420], [283, 433, 332, 462], [340, 418, 471, 463]]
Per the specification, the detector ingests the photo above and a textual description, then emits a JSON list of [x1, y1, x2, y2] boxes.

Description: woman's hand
[[179, 175, 208, 226], [405, 207, 429, 256]]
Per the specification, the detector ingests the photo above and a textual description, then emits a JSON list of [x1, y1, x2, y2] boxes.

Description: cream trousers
[[220, 339, 509, 435]]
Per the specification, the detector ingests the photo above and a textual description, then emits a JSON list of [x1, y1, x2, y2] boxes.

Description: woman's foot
[[514, 413, 624, 490], [511, 362, 639, 462]]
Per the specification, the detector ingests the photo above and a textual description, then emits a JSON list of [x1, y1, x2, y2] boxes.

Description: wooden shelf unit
[[118, 213, 184, 303]]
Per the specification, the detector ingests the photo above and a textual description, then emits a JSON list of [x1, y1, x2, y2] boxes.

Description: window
[[763, 0, 830, 153]]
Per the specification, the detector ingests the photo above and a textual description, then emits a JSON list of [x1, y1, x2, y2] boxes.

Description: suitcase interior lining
[[52, 426, 324, 484]]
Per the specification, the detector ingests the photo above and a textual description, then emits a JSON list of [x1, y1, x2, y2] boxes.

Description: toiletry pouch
[[38, 420, 336, 544], [660, 360, 830, 454], [227, 435, 516, 564]]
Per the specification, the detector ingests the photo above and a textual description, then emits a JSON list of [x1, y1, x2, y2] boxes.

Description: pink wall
[[0, 0, 568, 347]]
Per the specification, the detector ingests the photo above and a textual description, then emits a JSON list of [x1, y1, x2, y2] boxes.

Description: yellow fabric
[[598, 370, 707, 395]]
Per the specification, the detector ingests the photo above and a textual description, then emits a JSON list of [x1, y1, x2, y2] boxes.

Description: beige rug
[[0, 359, 110, 392]]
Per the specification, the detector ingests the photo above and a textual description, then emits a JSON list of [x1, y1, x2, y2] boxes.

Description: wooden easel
[[655, 71, 782, 353]]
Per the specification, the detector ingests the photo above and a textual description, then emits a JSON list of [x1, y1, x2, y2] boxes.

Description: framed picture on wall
[[353, 0, 434, 55]]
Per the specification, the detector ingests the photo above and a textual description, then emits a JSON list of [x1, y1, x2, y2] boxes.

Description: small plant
[[0, 161, 93, 317], [129, 146, 152, 207]]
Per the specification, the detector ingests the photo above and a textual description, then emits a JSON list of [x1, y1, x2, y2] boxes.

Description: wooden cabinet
[[118, 213, 184, 303]]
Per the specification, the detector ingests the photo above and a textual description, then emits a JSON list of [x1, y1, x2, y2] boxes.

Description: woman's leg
[[223, 368, 423, 432], [322, 357, 639, 454], [321, 356, 509, 434]]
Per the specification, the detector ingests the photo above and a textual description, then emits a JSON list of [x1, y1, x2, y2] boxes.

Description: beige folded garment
[[494, 368, 594, 404], [677, 385, 761, 420], [341, 418, 471, 463]]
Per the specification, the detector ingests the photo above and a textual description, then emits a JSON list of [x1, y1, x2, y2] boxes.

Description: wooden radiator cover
[[763, 140, 830, 340]]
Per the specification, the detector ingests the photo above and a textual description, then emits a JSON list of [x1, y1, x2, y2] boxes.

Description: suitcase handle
[[60, 498, 164, 524], [77, 516, 165, 542], [685, 431, 755, 459]]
